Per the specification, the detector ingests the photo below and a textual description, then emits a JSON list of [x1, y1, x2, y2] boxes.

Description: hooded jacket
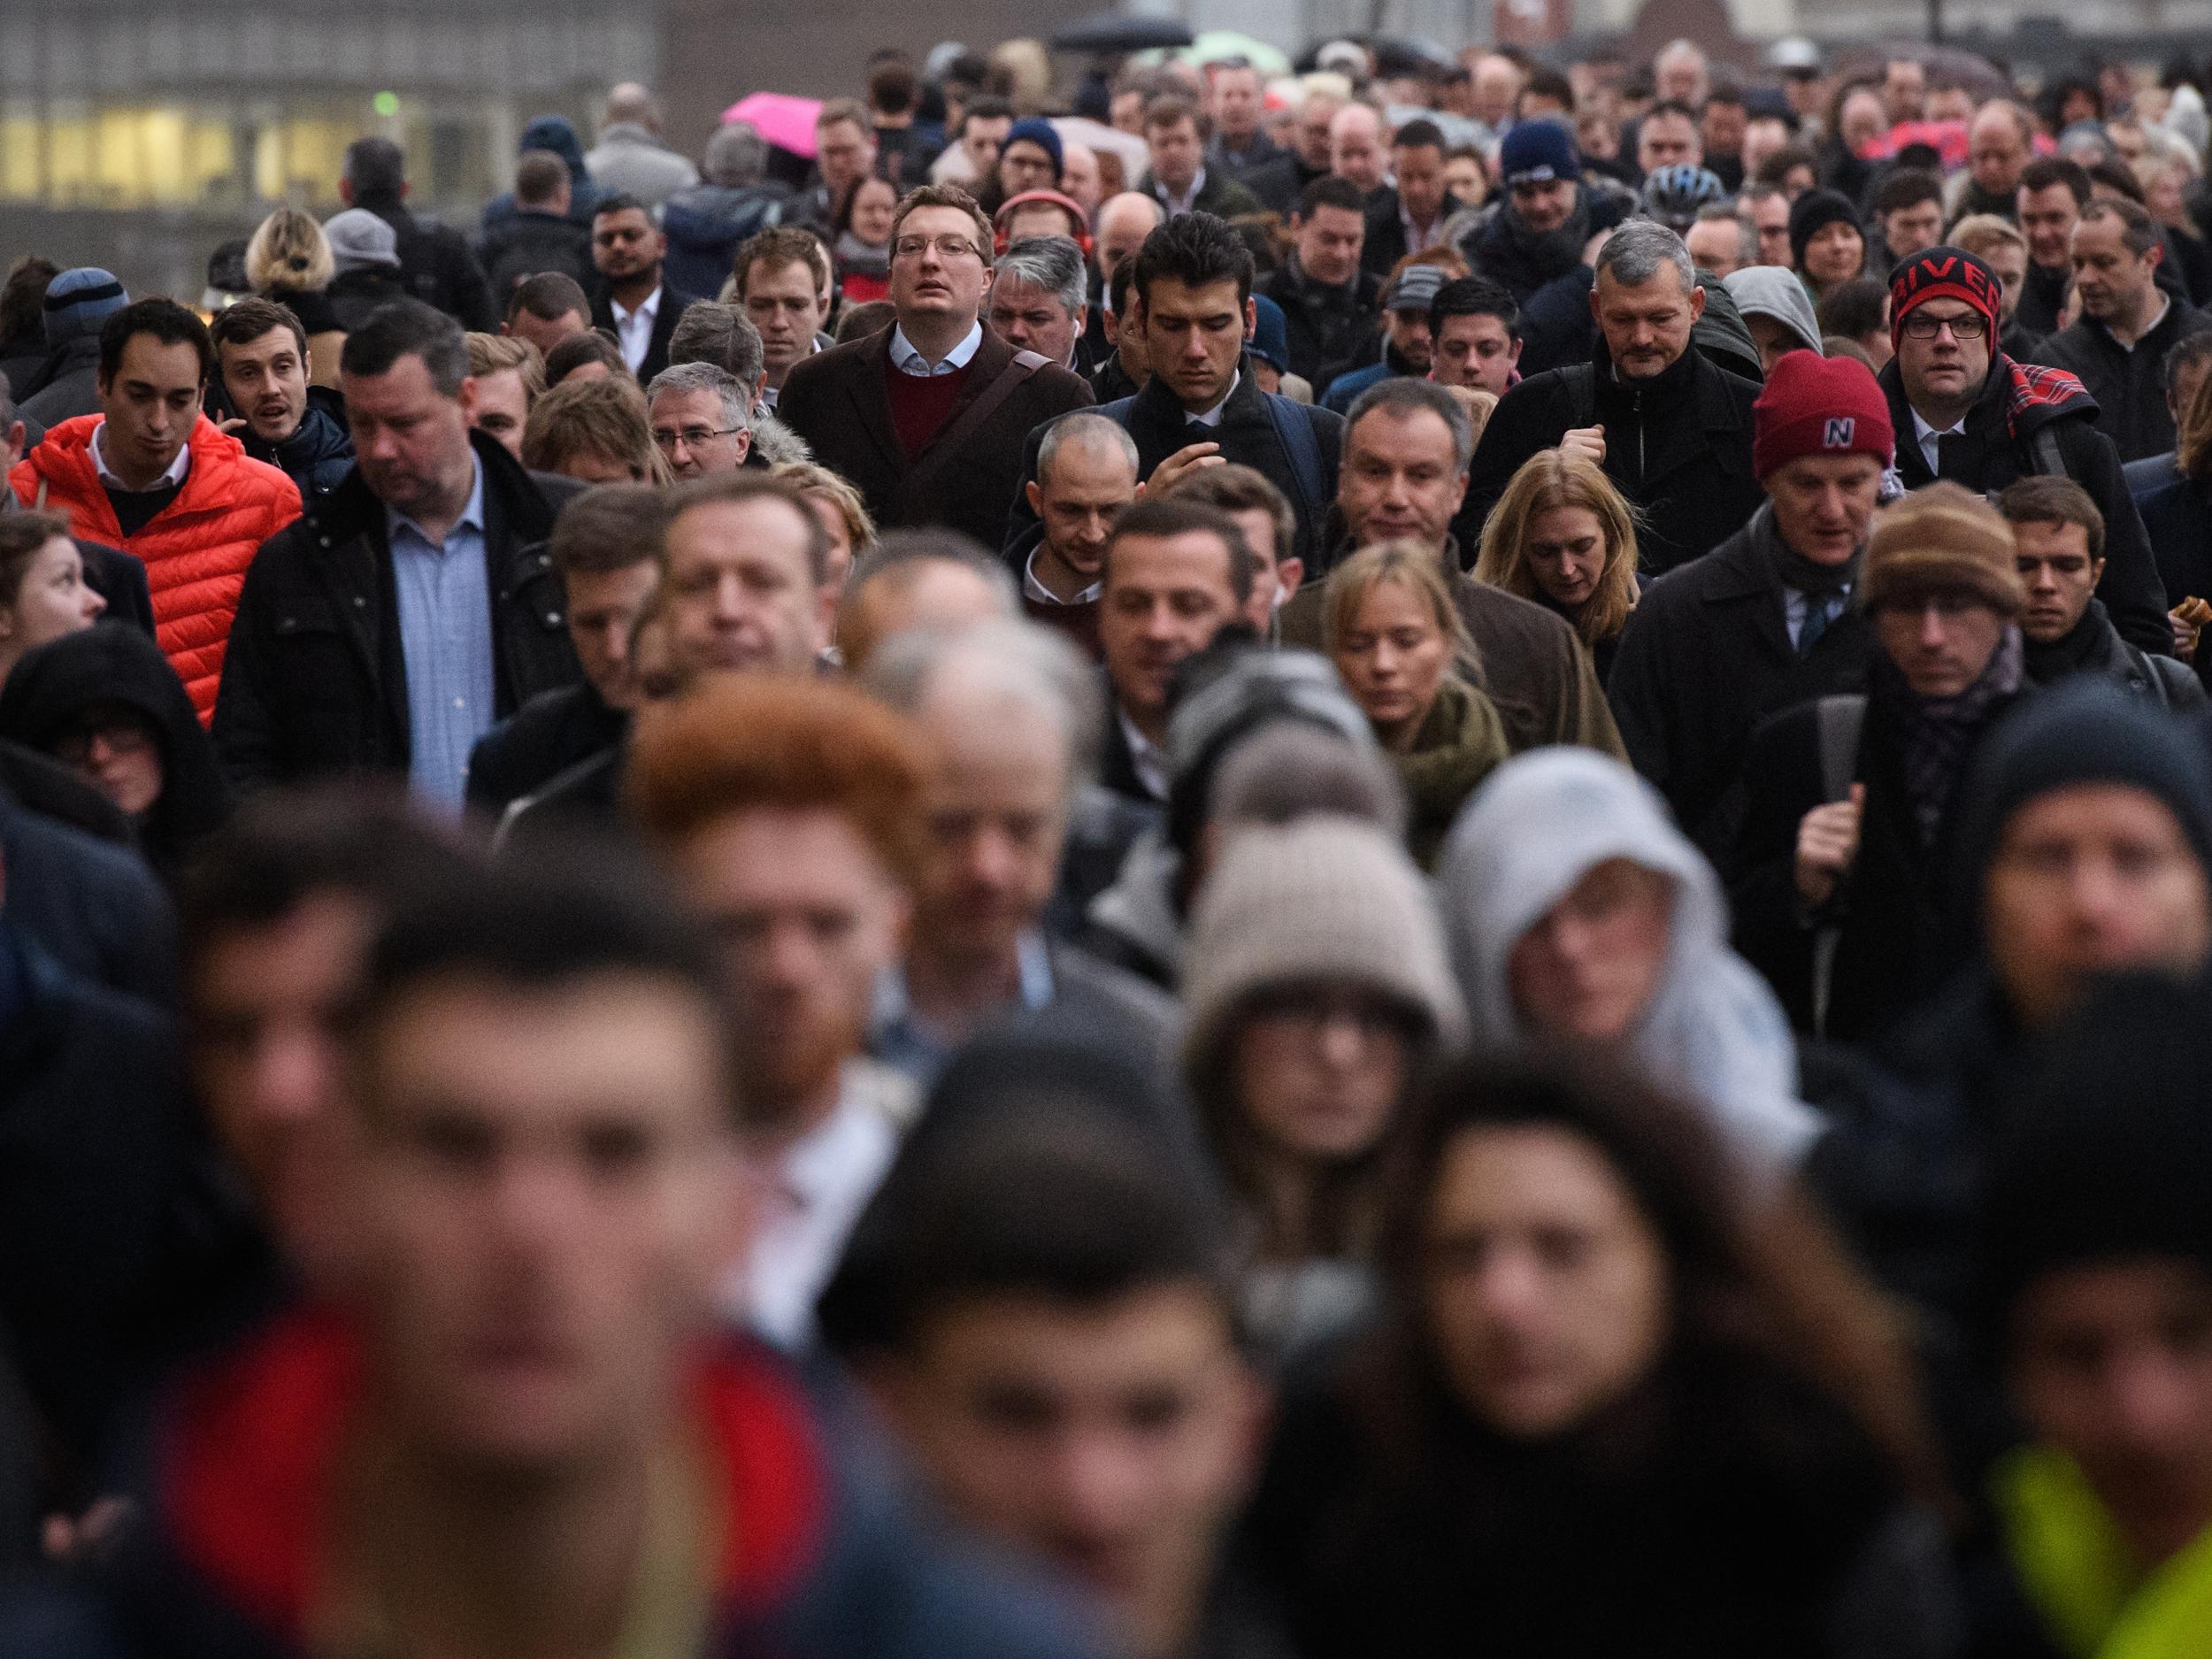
[[0, 1309, 1106, 1659], [1724, 265, 1824, 358], [10, 416, 303, 719], [1462, 338, 1764, 577], [0, 625, 228, 881], [1438, 748, 1823, 1178], [231, 387, 353, 504], [1878, 353, 2170, 655], [0, 772, 175, 1009]]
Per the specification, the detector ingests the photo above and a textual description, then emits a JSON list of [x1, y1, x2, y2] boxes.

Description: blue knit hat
[[1498, 119, 1580, 188], [1248, 293, 1290, 373], [1004, 117, 1064, 179], [43, 269, 127, 349]]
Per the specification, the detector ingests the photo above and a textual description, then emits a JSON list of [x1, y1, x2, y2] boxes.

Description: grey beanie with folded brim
[[1180, 815, 1466, 1106], [1724, 265, 1824, 358]]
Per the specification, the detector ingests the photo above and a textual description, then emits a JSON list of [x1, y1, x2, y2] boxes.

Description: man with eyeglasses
[[779, 184, 1092, 552], [645, 361, 752, 479], [1880, 246, 2172, 657]]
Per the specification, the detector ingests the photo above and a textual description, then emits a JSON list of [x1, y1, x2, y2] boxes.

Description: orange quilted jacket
[[10, 415, 303, 720]]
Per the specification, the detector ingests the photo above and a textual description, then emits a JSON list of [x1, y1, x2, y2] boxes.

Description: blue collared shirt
[[887, 321, 983, 378], [388, 459, 494, 807], [869, 930, 1056, 1085]]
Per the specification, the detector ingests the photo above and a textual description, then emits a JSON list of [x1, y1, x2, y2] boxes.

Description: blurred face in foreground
[[1506, 857, 1675, 1042], [886, 1286, 1263, 1657], [1424, 1124, 1671, 1437], [343, 972, 744, 1471]]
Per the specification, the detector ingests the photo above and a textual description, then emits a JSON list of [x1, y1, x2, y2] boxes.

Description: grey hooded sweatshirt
[[1724, 265, 1825, 360], [1435, 747, 1822, 1180]]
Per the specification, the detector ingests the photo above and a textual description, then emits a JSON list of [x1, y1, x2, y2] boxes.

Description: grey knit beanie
[[1181, 815, 1466, 1097]]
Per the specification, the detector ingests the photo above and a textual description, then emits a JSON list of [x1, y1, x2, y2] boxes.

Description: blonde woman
[[1324, 540, 1509, 869], [244, 208, 345, 386], [773, 461, 876, 591], [1473, 447, 1642, 682]]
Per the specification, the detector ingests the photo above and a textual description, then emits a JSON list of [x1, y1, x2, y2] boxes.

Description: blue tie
[[1801, 591, 1844, 656]]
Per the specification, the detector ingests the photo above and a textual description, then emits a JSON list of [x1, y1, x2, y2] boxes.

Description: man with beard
[[208, 299, 355, 503], [1456, 119, 1634, 377], [864, 618, 1178, 1085], [1463, 220, 1763, 575], [626, 672, 926, 1350]]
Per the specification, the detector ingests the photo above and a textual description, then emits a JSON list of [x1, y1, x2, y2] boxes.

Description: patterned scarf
[[1874, 626, 2024, 849]]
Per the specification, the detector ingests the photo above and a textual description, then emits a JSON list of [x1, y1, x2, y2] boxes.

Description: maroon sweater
[[884, 357, 973, 461]]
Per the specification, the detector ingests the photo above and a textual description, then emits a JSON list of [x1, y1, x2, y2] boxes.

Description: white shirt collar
[[610, 284, 664, 374], [888, 321, 983, 377], [2121, 293, 2171, 351], [91, 419, 191, 492], [1187, 369, 1240, 427], [1159, 166, 1207, 216], [1023, 545, 1102, 606], [611, 284, 662, 328], [1118, 706, 1170, 800], [1909, 405, 1966, 473]]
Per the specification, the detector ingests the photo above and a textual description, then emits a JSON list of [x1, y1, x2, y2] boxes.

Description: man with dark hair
[[208, 297, 355, 502], [466, 484, 665, 814], [1700, 80, 1748, 191], [1011, 213, 1342, 572], [1428, 276, 1523, 395], [1139, 96, 1263, 220], [477, 150, 596, 309], [1463, 221, 1763, 575], [502, 271, 593, 357], [1260, 175, 1380, 387], [2039, 197, 2212, 462], [588, 193, 700, 384], [839, 1089, 1271, 1659], [735, 227, 835, 415], [1871, 167, 1946, 269], [213, 299, 581, 798], [1096, 497, 1252, 803], [1361, 118, 1455, 280], [9, 296, 300, 717], [2016, 156, 2093, 338], [780, 185, 1092, 552], [340, 134, 496, 332], [1882, 243, 2172, 654], [1816, 276, 1895, 371], [2001, 475, 2204, 707], [0, 850, 1101, 1659]]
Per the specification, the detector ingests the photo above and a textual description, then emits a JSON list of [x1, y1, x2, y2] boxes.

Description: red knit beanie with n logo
[[1751, 349, 1895, 480]]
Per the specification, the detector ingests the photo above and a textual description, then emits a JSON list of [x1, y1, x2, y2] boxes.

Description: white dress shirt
[[1118, 707, 1170, 800], [1158, 167, 1208, 218], [90, 420, 191, 491], [1187, 370, 1240, 428], [610, 285, 663, 374], [888, 321, 983, 378], [1910, 406, 1966, 476], [1024, 548, 1102, 606], [730, 1060, 917, 1349]]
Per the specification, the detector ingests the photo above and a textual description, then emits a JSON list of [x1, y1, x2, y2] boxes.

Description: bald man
[[833, 534, 1018, 674], [1329, 103, 1388, 196]]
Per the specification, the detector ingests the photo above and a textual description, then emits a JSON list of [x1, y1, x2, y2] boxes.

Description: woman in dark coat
[[1242, 1055, 1960, 1659], [0, 623, 227, 881]]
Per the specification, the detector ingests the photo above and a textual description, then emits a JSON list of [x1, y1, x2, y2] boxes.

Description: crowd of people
[[2, 29, 2212, 1659]]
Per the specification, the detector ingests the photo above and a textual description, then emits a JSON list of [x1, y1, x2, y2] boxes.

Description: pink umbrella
[[721, 92, 824, 158]]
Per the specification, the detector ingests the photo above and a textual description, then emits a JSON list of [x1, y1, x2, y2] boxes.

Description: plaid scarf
[[1874, 627, 2025, 849], [2001, 357, 2095, 441]]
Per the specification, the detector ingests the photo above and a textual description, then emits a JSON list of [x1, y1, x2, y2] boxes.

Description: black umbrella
[[1369, 35, 1455, 77], [1049, 10, 1195, 52]]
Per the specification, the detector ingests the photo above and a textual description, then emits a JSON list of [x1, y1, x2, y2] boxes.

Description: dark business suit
[[778, 324, 1094, 553], [589, 279, 701, 386]]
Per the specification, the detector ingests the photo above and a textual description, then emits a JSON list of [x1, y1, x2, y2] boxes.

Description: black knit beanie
[[1787, 188, 1862, 271]]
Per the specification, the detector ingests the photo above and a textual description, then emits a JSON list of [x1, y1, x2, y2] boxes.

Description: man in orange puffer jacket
[[9, 298, 300, 721]]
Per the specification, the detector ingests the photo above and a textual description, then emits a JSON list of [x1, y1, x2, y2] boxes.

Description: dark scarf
[[1873, 627, 2024, 848], [1392, 674, 1510, 870], [1749, 499, 1861, 601], [1503, 193, 1594, 283], [2023, 598, 2117, 685]]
